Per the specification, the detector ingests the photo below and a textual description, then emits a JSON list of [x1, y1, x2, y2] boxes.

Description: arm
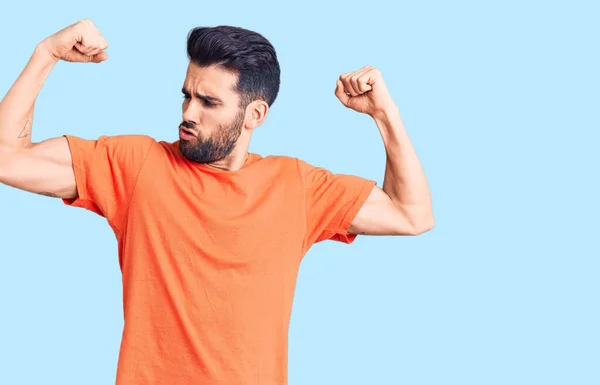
[[0, 137, 77, 199], [335, 66, 434, 236], [0, 20, 108, 198], [348, 107, 434, 235], [0, 44, 75, 198], [0, 44, 57, 148]]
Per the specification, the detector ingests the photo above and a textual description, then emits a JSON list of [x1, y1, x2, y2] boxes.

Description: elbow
[[411, 217, 435, 235], [394, 203, 435, 236], [403, 213, 435, 236]]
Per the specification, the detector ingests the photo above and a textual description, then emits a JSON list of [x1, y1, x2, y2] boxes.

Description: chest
[[126, 163, 307, 269]]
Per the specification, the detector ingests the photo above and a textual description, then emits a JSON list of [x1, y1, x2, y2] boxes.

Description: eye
[[203, 100, 217, 108], [182, 94, 191, 100]]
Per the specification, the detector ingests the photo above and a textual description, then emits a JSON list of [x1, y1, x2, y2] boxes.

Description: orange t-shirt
[[61, 134, 376, 385]]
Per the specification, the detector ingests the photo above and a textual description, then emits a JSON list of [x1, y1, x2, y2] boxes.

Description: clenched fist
[[40, 19, 108, 63], [335, 66, 397, 118]]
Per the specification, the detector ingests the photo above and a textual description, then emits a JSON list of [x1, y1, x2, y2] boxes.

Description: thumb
[[335, 79, 350, 106], [91, 51, 108, 63], [64, 50, 108, 63]]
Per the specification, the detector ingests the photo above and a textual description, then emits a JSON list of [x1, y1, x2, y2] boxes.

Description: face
[[179, 62, 246, 164]]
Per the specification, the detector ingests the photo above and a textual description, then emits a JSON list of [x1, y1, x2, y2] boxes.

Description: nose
[[182, 101, 199, 126]]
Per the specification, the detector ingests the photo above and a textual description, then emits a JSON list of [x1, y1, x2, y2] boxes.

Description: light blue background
[[0, 0, 598, 384]]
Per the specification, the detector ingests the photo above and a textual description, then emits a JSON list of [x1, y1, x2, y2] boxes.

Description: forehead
[[184, 62, 239, 102]]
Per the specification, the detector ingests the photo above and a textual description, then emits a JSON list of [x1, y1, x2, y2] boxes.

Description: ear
[[245, 100, 269, 130]]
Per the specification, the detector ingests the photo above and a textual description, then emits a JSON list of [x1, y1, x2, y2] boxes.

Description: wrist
[[371, 102, 401, 121], [372, 105, 406, 147], [34, 39, 60, 63], [372, 104, 402, 125]]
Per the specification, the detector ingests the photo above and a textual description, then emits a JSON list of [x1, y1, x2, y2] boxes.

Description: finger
[[338, 72, 356, 96], [87, 45, 107, 56], [347, 79, 361, 96], [62, 48, 88, 62], [350, 66, 371, 95], [364, 67, 381, 86], [347, 67, 371, 95], [91, 51, 108, 63], [334, 79, 350, 105], [349, 75, 364, 95], [354, 66, 371, 79], [75, 42, 95, 54], [341, 75, 359, 96], [89, 38, 108, 55], [355, 74, 373, 93]]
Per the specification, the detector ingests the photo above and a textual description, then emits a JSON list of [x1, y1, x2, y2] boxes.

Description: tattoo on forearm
[[18, 120, 30, 139], [38, 192, 58, 198]]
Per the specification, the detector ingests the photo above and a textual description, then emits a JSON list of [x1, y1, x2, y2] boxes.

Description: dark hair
[[186, 26, 281, 109]]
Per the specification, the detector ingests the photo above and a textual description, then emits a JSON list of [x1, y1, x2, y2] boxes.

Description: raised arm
[[334, 66, 434, 236], [0, 20, 108, 198], [0, 138, 76, 198]]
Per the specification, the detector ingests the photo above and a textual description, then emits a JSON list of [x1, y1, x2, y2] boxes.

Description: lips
[[180, 127, 197, 137]]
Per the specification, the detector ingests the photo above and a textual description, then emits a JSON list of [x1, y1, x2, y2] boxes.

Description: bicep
[[0, 137, 77, 199], [348, 185, 414, 236]]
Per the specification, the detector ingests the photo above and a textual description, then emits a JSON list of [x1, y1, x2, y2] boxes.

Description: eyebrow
[[181, 87, 223, 104]]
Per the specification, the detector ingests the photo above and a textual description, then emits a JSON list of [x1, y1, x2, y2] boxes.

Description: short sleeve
[[61, 134, 155, 233], [298, 159, 377, 248]]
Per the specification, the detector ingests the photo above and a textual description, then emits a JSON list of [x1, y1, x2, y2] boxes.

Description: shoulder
[[63, 133, 157, 153], [258, 154, 313, 166], [254, 154, 335, 177], [256, 154, 310, 174], [103, 134, 157, 152]]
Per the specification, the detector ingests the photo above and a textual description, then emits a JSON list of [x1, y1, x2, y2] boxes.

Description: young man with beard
[[0, 19, 434, 385]]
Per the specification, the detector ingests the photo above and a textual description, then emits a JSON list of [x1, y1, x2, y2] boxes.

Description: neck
[[203, 134, 252, 171]]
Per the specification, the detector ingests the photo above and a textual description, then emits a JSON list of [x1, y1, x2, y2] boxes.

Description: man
[[0, 19, 433, 385]]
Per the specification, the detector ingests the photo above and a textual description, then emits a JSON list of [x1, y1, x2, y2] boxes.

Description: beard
[[179, 109, 245, 164]]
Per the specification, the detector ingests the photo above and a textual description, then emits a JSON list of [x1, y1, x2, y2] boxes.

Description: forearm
[[0, 40, 58, 148], [373, 106, 434, 229]]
